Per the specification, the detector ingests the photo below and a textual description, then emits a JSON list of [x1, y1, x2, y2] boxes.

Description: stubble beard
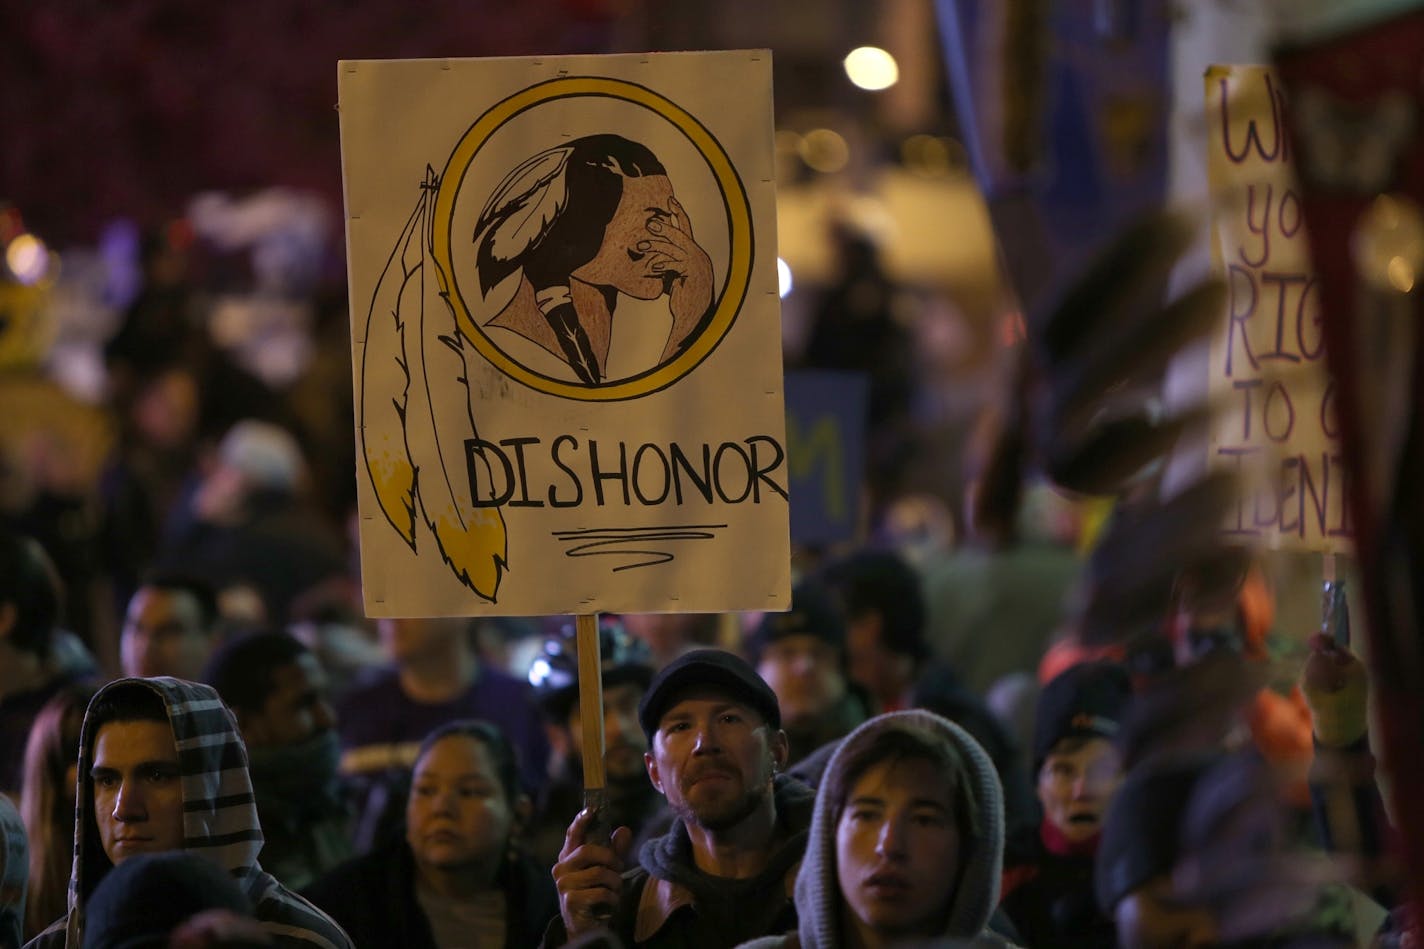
[[677, 775, 770, 832]]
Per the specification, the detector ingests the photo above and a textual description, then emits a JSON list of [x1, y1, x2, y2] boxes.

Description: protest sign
[[1205, 63, 1351, 552], [784, 370, 868, 546], [340, 51, 790, 616]]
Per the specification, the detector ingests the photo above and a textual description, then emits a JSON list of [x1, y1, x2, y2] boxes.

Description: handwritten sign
[[339, 52, 790, 616], [784, 370, 868, 546], [1205, 64, 1351, 552]]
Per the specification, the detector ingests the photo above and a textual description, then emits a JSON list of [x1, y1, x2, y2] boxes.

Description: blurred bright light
[[1388, 255, 1416, 293], [844, 46, 899, 91], [800, 129, 850, 174], [6, 234, 49, 285], [777, 258, 793, 298]]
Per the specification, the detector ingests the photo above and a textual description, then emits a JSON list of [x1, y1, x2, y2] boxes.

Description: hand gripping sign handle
[[576, 613, 615, 920]]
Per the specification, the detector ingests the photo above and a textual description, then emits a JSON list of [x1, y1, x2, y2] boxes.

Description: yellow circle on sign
[[431, 76, 753, 402]]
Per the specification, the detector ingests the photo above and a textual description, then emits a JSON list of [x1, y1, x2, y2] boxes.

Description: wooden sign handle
[[575, 612, 614, 920], [575, 612, 607, 791]]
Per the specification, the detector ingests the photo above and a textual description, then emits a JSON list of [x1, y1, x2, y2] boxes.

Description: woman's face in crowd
[[836, 755, 962, 939], [756, 634, 847, 727], [406, 735, 515, 876]]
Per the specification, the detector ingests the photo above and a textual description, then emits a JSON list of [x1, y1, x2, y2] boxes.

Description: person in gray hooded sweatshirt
[[23, 677, 351, 949], [742, 709, 1016, 949]]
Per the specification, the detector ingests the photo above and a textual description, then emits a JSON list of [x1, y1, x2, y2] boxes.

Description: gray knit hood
[[791, 709, 1007, 949]]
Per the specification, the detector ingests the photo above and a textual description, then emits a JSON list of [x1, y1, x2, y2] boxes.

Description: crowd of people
[[0, 217, 1408, 949], [0, 504, 1409, 948]]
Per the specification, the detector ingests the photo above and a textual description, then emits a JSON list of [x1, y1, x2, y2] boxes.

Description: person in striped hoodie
[[23, 677, 351, 949]]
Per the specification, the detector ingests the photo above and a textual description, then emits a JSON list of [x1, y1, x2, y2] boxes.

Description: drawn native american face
[[571, 172, 684, 301]]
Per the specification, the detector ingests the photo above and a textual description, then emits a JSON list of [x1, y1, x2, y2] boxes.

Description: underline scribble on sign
[[551, 524, 728, 571]]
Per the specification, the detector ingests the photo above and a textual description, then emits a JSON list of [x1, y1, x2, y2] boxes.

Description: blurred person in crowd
[[748, 580, 870, 768], [1, 792, 25, 949], [19, 683, 98, 942], [101, 224, 286, 604], [80, 851, 269, 949], [1000, 662, 1132, 948], [797, 225, 917, 516], [620, 612, 721, 670], [284, 575, 386, 700], [205, 632, 350, 891], [740, 709, 1015, 949], [0, 530, 91, 796], [119, 572, 219, 681], [337, 617, 548, 852], [547, 649, 812, 947], [23, 677, 350, 948], [304, 720, 556, 949], [922, 474, 1083, 698], [1300, 632, 1407, 942], [97, 362, 205, 622], [527, 618, 659, 871], [784, 552, 1035, 831], [159, 420, 346, 626], [818, 549, 933, 714], [1096, 746, 1377, 949]]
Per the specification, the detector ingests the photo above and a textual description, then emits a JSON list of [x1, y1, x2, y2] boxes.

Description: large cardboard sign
[[1205, 64, 1351, 552], [339, 52, 790, 616]]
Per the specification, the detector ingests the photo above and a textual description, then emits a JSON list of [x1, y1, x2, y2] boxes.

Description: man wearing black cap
[[546, 648, 815, 948], [1000, 661, 1131, 948], [747, 579, 869, 767]]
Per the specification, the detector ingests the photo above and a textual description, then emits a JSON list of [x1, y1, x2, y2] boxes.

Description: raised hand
[[1300, 632, 1369, 747], [644, 197, 714, 360]]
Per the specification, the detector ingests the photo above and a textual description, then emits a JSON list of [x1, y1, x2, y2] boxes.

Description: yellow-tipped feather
[[358, 188, 423, 548], [403, 171, 508, 602]]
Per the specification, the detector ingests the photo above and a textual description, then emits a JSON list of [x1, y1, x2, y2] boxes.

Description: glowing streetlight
[[777, 258, 793, 298], [844, 46, 899, 91]]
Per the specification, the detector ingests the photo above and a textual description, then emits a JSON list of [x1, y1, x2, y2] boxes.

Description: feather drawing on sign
[[360, 167, 508, 601], [473, 134, 716, 385]]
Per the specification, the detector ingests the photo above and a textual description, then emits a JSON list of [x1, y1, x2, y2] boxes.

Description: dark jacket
[[543, 774, 815, 949], [304, 836, 557, 949], [999, 821, 1114, 949]]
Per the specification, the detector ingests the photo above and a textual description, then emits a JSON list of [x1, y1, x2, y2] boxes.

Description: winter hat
[[638, 648, 781, 741], [745, 578, 847, 663], [1033, 660, 1132, 772], [82, 851, 253, 949]]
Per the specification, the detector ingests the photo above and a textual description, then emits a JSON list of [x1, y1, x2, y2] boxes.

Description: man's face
[[120, 587, 211, 680], [91, 719, 186, 865], [1115, 876, 1218, 948], [1037, 736, 1123, 842], [240, 653, 337, 749], [835, 756, 961, 939], [845, 614, 911, 705], [572, 174, 681, 300], [406, 735, 516, 874], [756, 633, 847, 726], [566, 681, 647, 782], [645, 685, 786, 832]]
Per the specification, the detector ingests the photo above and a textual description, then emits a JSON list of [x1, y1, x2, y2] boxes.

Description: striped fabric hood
[[51, 676, 350, 949]]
